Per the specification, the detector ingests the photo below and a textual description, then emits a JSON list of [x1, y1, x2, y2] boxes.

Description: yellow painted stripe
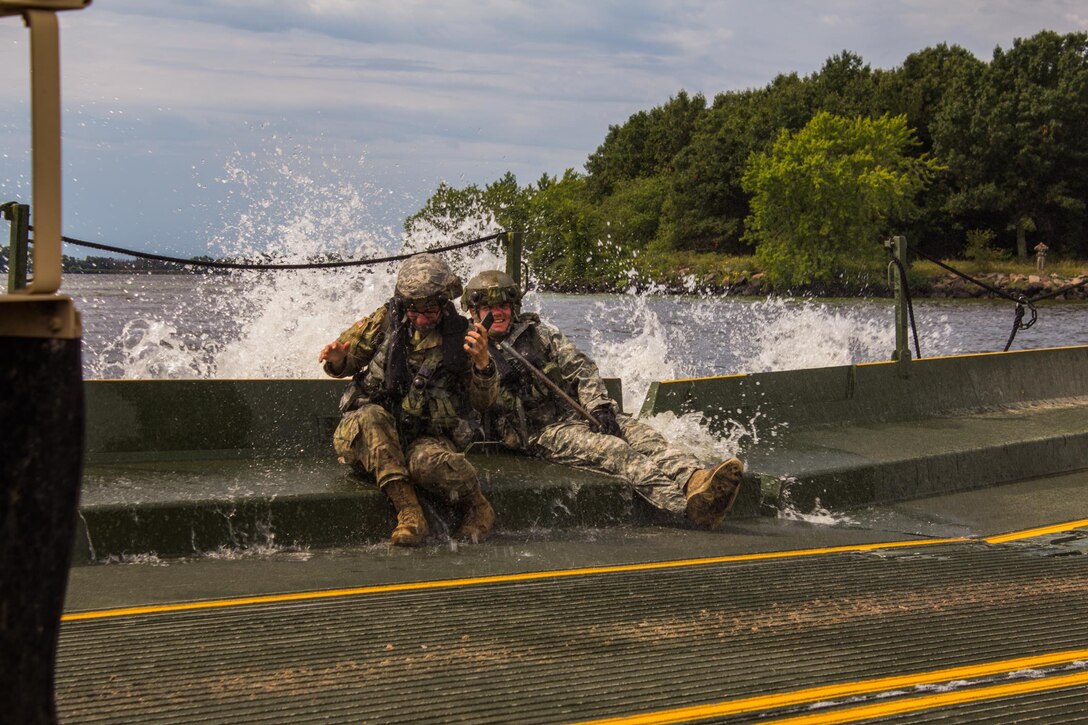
[[884, 344, 1088, 363], [657, 344, 1088, 384], [759, 670, 1088, 725], [985, 518, 1088, 544], [575, 648, 1088, 725], [62, 536, 965, 622], [661, 372, 748, 384], [62, 517, 1088, 623]]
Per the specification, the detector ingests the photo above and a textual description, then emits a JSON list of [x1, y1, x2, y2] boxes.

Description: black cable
[[911, 247, 1023, 304], [911, 246, 1057, 351], [30, 227, 505, 270], [1004, 303, 1025, 352], [1002, 296, 1038, 352]]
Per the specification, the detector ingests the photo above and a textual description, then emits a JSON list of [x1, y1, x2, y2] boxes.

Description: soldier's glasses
[[469, 286, 520, 309]]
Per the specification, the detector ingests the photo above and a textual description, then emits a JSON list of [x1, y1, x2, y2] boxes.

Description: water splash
[[92, 318, 217, 379], [735, 297, 893, 372], [776, 485, 860, 527], [202, 144, 403, 379], [99, 552, 169, 566], [589, 288, 687, 412], [202, 543, 313, 562], [83, 140, 516, 379], [639, 410, 752, 464]]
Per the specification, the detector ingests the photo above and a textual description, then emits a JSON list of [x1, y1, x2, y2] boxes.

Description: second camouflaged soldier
[[319, 254, 499, 546], [462, 270, 744, 528]]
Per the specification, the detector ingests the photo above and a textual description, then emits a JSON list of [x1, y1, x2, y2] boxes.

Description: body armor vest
[[341, 299, 474, 442], [487, 314, 576, 446]]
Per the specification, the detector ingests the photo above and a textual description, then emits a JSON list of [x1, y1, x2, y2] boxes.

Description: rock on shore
[[928, 272, 1088, 300]]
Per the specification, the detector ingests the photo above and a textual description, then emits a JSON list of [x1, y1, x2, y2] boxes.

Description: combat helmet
[[394, 253, 463, 305], [461, 270, 523, 316]]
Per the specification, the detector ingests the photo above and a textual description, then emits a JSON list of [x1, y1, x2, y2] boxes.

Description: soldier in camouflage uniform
[[319, 254, 500, 546], [462, 270, 743, 528]]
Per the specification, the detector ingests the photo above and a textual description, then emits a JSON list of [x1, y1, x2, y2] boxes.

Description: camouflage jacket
[[484, 313, 615, 448], [324, 300, 498, 444]]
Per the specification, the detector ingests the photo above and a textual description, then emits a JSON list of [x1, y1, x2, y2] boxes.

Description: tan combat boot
[[685, 457, 744, 528], [384, 480, 429, 546], [454, 489, 496, 543]]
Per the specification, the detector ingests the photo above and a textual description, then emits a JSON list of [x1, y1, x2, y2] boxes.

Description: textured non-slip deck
[[57, 532, 1088, 723]]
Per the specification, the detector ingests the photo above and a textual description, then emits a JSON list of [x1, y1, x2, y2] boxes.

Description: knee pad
[[410, 447, 478, 496]]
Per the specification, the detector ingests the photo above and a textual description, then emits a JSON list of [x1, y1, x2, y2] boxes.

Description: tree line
[[57, 255, 222, 273], [406, 31, 1088, 289]]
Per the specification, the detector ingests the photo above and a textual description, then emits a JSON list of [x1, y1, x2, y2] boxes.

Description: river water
[[67, 267, 1088, 415]]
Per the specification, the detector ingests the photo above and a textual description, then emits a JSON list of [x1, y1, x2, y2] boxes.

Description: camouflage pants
[[333, 404, 481, 503], [529, 415, 700, 516]]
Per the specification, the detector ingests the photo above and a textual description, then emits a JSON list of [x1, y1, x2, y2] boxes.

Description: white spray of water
[[91, 143, 517, 379], [589, 287, 687, 411], [580, 284, 762, 464], [736, 297, 894, 372], [639, 410, 749, 461], [94, 319, 215, 379], [778, 491, 860, 526], [732, 296, 955, 373], [206, 146, 404, 378], [204, 152, 518, 379]]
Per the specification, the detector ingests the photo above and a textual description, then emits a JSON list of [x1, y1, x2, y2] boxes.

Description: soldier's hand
[[319, 341, 350, 365], [464, 323, 491, 371], [591, 405, 623, 438]]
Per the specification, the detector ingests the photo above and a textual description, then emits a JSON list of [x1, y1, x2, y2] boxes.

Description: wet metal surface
[[58, 533, 1088, 723], [58, 473, 1088, 723]]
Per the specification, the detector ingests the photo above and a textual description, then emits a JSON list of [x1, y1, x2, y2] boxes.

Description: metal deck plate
[[57, 537, 1088, 723]]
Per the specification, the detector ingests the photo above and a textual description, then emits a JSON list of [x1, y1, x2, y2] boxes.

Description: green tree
[[524, 170, 605, 286], [662, 89, 764, 251], [584, 91, 706, 199], [873, 44, 983, 152], [482, 172, 533, 234], [743, 113, 940, 286], [403, 181, 489, 240], [663, 76, 814, 252], [662, 53, 876, 253], [934, 31, 1088, 258], [807, 51, 875, 118], [597, 174, 670, 253], [872, 44, 985, 256]]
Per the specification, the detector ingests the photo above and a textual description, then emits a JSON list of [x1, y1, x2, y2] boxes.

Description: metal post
[[3, 202, 31, 292], [887, 235, 912, 375], [504, 230, 523, 290], [1, 4, 89, 724], [25, 8, 61, 293]]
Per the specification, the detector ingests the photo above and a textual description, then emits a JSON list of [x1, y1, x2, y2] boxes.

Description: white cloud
[[1, 1, 1085, 255]]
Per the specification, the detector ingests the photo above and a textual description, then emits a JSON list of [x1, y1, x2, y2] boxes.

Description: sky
[[1, 1, 1087, 259]]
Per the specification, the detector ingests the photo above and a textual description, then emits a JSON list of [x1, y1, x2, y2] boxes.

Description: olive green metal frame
[[504, 230, 524, 289], [885, 235, 912, 374], [3, 201, 30, 292], [0, 1, 88, 340]]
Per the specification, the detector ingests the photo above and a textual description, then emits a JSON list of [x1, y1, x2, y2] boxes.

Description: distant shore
[[60, 264, 1088, 301], [539, 269, 1088, 301]]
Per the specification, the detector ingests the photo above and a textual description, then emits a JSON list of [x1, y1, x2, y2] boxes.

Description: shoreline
[[538, 270, 1088, 301]]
